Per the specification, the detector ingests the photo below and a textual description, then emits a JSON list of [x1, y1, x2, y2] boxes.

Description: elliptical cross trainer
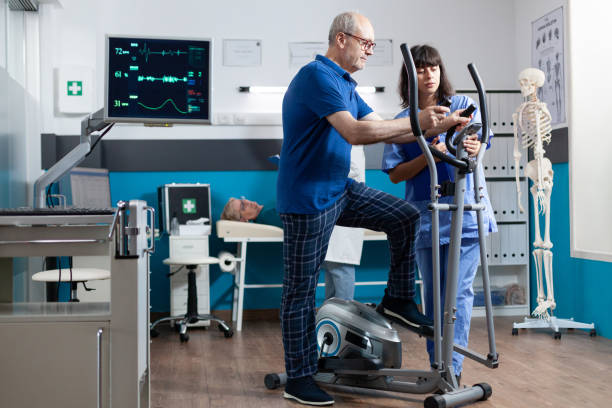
[[265, 43, 499, 408]]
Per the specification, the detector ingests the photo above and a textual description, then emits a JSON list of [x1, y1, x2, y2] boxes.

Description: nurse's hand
[[463, 134, 482, 157], [430, 136, 447, 162]]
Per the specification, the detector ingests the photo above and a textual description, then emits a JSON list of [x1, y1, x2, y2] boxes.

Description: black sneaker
[[283, 375, 334, 406], [376, 289, 433, 332]]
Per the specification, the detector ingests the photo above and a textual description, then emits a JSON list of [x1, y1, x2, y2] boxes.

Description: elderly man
[[220, 197, 266, 223], [276, 11, 469, 405]]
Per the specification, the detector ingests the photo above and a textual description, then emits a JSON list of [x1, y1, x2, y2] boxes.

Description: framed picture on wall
[[532, 6, 565, 127], [223, 39, 262, 66]]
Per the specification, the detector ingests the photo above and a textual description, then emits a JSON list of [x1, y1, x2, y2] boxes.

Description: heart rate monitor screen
[[105, 36, 211, 124]]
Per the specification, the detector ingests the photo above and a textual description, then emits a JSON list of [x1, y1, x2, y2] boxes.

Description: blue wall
[[111, 163, 611, 339], [529, 163, 612, 339], [109, 170, 406, 313]]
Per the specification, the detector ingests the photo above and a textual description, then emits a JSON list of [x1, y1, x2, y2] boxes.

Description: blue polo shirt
[[277, 55, 373, 214]]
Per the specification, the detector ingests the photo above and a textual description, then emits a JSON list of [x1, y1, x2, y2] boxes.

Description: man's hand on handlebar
[[425, 108, 472, 137], [418, 105, 450, 131]]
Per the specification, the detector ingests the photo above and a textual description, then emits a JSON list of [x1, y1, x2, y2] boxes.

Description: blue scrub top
[[277, 55, 373, 214], [381, 95, 497, 249]]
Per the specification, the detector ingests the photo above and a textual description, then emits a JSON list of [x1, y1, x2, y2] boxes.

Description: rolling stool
[[150, 257, 233, 342], [32, 268, 110, 302]]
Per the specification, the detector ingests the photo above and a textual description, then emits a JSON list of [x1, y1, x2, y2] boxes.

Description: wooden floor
[[150, 314, 612, 407]]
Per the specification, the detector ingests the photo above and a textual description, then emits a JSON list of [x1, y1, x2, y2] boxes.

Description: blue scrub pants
[[323, 261, 355, 301], [416, 238, 480, 375]]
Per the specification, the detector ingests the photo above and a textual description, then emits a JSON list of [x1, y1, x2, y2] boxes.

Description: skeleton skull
[[518, 68, 546, 97]]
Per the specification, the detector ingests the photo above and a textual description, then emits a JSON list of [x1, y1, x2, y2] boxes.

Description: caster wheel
[[224, 329, 234, 338], [180, 333, 189, 342], [512, 328, 518, 336], [150, 329, 159, 338], [264, 373, 281, 390], [174, 323, 181, 333], [553, 332, 561, 340], [590, 329, 597, 337], [475, 382, 493, 401]]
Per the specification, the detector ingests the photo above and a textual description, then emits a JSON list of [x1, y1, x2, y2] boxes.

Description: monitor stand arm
[[34, 108, 109, 208]]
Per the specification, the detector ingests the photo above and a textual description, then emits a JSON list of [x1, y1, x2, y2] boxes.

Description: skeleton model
[[513, 68, 554, 319], [512, 68, 595, 338]]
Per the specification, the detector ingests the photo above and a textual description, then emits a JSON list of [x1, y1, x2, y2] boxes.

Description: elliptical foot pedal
[[375, 304, 433, 338]]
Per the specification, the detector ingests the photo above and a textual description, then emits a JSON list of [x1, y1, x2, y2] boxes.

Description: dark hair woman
[[382, 44, 497, 382]]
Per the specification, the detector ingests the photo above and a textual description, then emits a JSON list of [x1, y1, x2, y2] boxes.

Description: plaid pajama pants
[[279, 181, 420, 378]]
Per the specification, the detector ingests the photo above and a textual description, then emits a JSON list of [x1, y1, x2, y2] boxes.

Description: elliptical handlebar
[[399, 44, 422, 139], [444, 104, 477, 157], [467, 63, 490, 147]]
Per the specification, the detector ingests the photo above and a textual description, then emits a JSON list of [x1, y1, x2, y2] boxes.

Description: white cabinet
[[0, 201, 151, 408], [462, 90, 531, 317], [0, 309, 110, 408], [169, 235, 211, 326]]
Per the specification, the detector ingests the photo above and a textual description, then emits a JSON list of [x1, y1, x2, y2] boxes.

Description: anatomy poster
[[532, 6, 565, 126]]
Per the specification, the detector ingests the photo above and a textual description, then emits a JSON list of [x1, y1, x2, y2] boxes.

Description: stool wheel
[[218, 324, 234, 338], [180, 332, 189, 342], [150, 329, 159, 338]]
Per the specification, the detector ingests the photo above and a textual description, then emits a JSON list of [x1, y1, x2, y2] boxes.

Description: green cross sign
[[67, 81, 83, 96], [182, 198, 196, 214]]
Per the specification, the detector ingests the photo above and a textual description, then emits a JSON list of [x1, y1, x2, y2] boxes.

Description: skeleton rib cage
[[517, 101, 552, 150]]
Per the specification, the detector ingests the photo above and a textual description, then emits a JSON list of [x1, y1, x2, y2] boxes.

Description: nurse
[[381, 44, 497, 380]]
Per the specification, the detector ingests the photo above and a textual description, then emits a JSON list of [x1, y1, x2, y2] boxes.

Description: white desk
[[216, 220, 405, 332]]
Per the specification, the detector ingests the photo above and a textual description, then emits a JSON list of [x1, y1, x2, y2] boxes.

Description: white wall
[[0, 0, 43, 302], [1, 2, 42, 206], [567, 0, 612, 262], [36, 0, 517, 146]]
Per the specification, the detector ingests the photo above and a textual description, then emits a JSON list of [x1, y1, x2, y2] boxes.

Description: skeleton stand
[[511, 68, 595, 339]]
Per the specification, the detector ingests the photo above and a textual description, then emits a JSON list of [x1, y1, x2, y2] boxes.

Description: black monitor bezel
[[104, 34, 213, 125]]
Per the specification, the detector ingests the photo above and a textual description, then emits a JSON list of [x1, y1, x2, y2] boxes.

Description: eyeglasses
[[343, 32, 376, 51]]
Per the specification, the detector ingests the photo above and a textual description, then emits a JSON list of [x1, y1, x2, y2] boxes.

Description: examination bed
[[216, 220, 422, 332]]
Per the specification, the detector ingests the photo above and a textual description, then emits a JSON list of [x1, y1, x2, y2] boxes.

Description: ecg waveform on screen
[[137, 75, 188, 83], [138, 42, 187, 63], [138, 99, 188, 114]]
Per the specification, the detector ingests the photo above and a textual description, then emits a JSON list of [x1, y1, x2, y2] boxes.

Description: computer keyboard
[[0, 207, 116, 216]]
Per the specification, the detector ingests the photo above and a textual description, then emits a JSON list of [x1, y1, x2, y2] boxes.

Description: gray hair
[[220, 197, 241, 221], [328, 12, 358, 45]]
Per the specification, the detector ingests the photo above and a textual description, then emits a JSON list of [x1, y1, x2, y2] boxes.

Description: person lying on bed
[[220, 193, 364, 303], [220, 197, 282, 226]]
